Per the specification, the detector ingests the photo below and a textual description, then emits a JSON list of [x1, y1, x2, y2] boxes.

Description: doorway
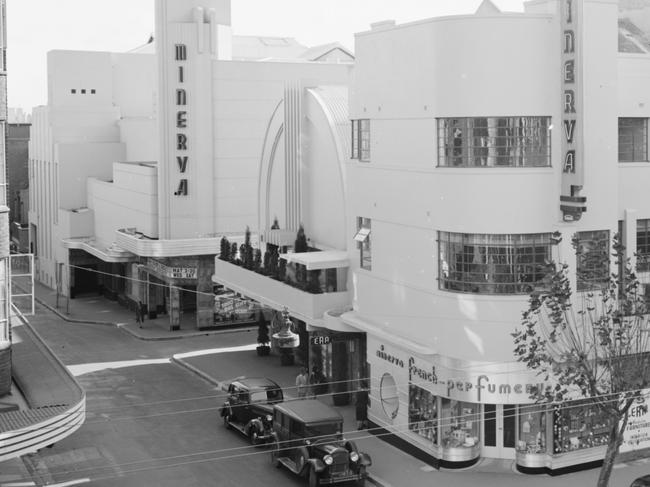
[[482, 404, 516, 459]]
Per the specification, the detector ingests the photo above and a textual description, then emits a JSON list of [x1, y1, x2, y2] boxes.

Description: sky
[[6, 0, 525, 111]]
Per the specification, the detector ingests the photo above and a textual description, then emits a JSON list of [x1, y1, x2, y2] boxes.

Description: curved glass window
[[380, 373, 399, 420], [438, 232, 553, 294], [437, 117, 551, 167]]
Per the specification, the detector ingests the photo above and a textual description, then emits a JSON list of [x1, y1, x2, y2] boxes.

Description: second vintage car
[[220, 377, 284, 444], [270, 399, 371, 486]]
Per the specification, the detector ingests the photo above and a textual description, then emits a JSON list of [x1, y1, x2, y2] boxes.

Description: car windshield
[[250, 388, 282, 403], [304, 422, 342, 440]]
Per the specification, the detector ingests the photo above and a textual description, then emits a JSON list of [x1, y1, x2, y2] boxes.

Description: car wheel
[[308, 466, 320, 487], [249, 428, 260, 446]]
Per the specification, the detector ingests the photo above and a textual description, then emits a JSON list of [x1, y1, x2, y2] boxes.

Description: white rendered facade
[[339, 0, 650, 472], [28, 0, 351, 330]]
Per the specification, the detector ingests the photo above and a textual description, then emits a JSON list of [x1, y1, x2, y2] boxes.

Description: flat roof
[[280, 250, 349, 270], [275, 399, 343, 423]]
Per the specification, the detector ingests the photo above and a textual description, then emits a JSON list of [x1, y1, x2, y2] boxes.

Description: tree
[[242, 226, 254, 269], [230, 242, 239, 264], [253, 248, 262, 273], [512, 235, 650, 487], [219, 236, 230, 261], [294, 224, 308, 253]]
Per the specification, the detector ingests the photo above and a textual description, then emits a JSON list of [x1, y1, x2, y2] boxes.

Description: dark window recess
[[71, 89, 76, 94], [484, 404, 496, 447], [91, 89, 96, 94], [81, 89, 86, 94], [503, 404, 516, 449]]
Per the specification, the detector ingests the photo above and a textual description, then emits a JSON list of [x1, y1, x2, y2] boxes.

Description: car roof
[[274, 399, 343, 423], [233, 377, 281, 389]]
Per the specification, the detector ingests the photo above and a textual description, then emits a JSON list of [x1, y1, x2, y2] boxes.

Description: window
[[619, 118, 648, 162], [440, 399, 479, 450], [437, 117, 551, 167], [409, 384, 438, 445], [438, 232, 554, 294], [552, 400, 610, 453], [517, 405, 546, 454], [91, 89, 96, 94], [575, 230, 610, 291], [351, 119, 370, 161], [354, 217, 372, 270], [71, 89, 76, 94], [81, 89, 86, 94], [637, 219, 650, 272]]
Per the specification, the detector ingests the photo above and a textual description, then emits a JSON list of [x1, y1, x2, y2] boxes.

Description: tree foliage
[[512, 234, 650, 486]]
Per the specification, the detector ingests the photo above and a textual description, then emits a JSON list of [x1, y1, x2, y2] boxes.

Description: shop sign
[[173, 43, 189, 196], [621, 392, 650, 453], [310, 333, 347, 346], [311, 335, 331, 346], [373, 341, 543, 404], [148, 259, 197, 280], [559, 0, 586, 221]]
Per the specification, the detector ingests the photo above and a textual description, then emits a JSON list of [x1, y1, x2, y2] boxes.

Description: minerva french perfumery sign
[[174, 43, 189, 196], [559, 0, 587, 221]]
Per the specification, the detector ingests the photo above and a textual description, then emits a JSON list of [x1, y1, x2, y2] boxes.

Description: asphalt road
[[20, 304, 306, 487]]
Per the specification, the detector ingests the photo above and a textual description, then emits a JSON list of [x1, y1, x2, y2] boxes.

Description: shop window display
[[553, 401, 611, 453], [517, 406, 546, 454], [440, 398, 479, 449], [408, 385, 438, 445]]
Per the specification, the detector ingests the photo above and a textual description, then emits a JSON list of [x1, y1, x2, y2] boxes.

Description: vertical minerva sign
[[560, 0, 586, 221], [174, 44, 188, 196]]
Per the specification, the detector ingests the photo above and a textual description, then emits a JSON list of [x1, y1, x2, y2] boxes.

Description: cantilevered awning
[[280, 250, 349, 270]]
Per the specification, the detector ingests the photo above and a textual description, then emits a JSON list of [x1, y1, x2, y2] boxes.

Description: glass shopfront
[[407, 384, 480, 463], [517, 405, 546, 454], [409, 384, 438, 445], [552, 401, 610, 452]]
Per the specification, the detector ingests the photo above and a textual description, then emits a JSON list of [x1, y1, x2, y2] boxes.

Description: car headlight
[[265, 415, 272, 422], [323, 455, 334, 465], [349, 451, 359, 462]]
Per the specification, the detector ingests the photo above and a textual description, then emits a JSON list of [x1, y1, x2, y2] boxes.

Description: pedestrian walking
[[356, 380, 370, 430], [296, 367, 309, 398], [135, 301, 144, 328]]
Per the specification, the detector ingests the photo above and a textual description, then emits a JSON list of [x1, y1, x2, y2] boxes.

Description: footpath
[[27, 282, 649, 487]]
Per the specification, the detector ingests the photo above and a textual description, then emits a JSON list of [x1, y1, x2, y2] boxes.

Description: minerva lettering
[[174, 43, 189, 196], [376, 345, 404, 368]]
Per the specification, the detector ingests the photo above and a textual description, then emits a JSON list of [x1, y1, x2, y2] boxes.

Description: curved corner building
[[341, 0, 650, 474]]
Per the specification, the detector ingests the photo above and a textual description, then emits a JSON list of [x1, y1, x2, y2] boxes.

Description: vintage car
[[220, 377, 283, 444], [270, 399, 371, 486]]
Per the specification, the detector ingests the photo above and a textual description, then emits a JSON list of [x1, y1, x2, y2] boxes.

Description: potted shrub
[[219, 236, 230, 261], [256, 313, 271, 356]]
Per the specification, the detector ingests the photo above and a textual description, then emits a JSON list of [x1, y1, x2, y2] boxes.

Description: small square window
[[91, 89, 96, 94], [81, 89, 86, 94], [71, 89, 76, 94]]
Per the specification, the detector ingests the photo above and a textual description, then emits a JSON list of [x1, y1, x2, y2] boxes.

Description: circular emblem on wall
[[380, 373, 399, 420]]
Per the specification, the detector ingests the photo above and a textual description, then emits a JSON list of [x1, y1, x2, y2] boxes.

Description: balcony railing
[[213, 258, 350, 324]]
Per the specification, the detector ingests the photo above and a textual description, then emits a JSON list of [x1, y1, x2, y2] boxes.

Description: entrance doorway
[[482, 404, 516, 459]]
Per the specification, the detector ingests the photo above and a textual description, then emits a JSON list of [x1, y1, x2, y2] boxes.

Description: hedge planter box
[[213, 259, 350, 322]]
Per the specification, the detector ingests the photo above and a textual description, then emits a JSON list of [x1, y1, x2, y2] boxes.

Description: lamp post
[[273, 307, 299, 365]]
